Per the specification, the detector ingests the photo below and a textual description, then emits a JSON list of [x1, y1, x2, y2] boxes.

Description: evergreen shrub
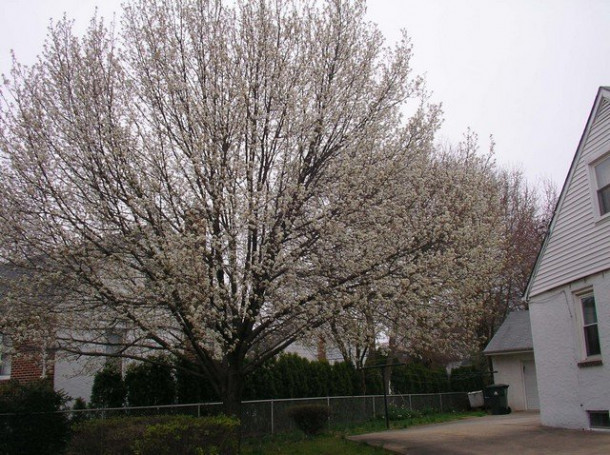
[[0, 379, 70, 455], [125, 357, 175, 406], [90, 365, 126, 408]]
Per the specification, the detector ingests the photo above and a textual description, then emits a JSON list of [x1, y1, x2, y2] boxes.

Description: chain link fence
[[56, 391, 468, 435], [0, 391, 469, 444]]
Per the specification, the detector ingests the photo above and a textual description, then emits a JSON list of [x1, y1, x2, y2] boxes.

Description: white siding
[[530, 92, 610, 297], [53, 353, 103, 403]]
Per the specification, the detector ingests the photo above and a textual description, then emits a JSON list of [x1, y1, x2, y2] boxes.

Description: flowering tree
[[317, 131, 557, 378], [0, 0, 449, 414], [477, 170, 556, 344], [319, 133, 507, 370], [0, 0, 533, 414]]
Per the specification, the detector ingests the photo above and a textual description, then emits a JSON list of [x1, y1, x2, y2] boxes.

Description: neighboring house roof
[[524, 86, 610, 299], [0, 263, 24, 299], [483, 311, 533, 355], [0, 263, 26, 280]]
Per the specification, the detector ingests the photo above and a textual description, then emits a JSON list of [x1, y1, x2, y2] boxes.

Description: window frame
[[0, 334, 12, 379], [575, 290, 602, 362], [589, 153, 610, 220]]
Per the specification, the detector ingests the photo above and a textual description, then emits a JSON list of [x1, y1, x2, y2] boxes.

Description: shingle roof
[[483, 311, 533, 355]]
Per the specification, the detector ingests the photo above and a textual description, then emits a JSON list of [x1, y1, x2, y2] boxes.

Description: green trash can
[[483, 384, 510, 415]]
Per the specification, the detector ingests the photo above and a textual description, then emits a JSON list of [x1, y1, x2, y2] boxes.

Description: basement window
[[588, 411, 610, 429]]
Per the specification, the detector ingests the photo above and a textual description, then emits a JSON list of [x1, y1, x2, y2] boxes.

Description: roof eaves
[[483, 348, 533, 356]]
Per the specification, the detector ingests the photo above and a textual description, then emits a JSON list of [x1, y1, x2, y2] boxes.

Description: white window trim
[[573, 289, 602, 363], [588, 152, 610, 222], [0, 334, 12, 379]]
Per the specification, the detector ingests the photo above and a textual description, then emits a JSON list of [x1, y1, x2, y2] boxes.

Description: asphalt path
[[349, 413, 610, 454]]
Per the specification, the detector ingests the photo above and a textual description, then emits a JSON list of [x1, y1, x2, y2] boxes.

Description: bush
[[90, 365, 126, 408], [274, 354, 311, 398], [243, 355, 360, 400], [287, 404, 330, 436], [70, 397, 89, 425], [68, 416, 149, 455], [175, 359, 220, 404], [67, 415, 239, 455], [391, 362, 449, 394], [136, 415, 239, 455], [178, 355, 362, 402], [0, 379, 70, 455], [449, 364, 490, 392], [125, 358, 175, 406]]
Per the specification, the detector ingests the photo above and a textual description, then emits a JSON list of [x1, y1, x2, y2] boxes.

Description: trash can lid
[[485, 384, 509, 389]]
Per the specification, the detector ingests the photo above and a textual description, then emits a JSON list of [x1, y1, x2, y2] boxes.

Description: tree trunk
[[221, 365, 244, 419], [220, 363, 244, 455]]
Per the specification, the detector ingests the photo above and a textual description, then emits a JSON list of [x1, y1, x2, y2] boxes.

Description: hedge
[[90, 354, 489, 406], [67, 415, 239, 455]]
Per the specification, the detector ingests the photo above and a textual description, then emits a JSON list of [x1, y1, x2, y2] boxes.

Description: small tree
[[90, 365, 126, 408]]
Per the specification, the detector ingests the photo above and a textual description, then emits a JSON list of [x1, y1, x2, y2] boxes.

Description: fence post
[[327, 396, 331, 430], [372, 396, 376, 418], [197, 404, 200, 418], [409, 394, 412, 411], [439, 394, 443, 412], [271, 399, 275, 435]]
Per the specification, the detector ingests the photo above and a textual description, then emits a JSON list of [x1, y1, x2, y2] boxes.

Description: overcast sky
[[1, 0, 609, 188]]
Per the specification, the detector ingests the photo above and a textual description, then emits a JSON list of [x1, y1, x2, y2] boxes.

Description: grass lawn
[[243, 433, 388, 455], [242, 411, 486, 454]]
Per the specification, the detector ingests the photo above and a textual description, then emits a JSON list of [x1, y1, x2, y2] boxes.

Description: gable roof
[[483, 311, 533, 355], [524, 86, 610, 299]]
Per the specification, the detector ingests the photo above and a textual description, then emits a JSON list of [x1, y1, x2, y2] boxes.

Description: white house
[[483, 311, 539, 411], [525, 86, 610, 430]]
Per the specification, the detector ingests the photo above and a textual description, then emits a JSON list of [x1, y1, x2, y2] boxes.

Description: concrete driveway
[[349, 413, 610, 454]]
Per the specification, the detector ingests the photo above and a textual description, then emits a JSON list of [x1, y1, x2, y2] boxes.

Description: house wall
[[490, 352, 536, 411], [530, 92, 610, 297], [53, 353, 104, 402], [285, 340, 343, 364], [530, 270, 610, 429]]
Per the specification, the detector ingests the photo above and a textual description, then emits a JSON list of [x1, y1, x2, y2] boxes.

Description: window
[[581, 294, 601, 357], [594, 155, 610, 216], [588, 411, 610, 429], [0, 334, 11, 378]]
